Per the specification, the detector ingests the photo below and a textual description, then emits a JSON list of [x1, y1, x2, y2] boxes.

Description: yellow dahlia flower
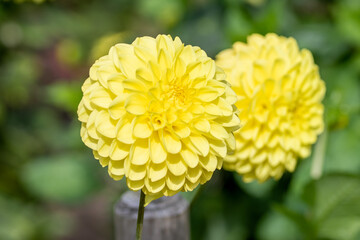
[[78, 34, 240, 201], [216, 33, 325, 182]]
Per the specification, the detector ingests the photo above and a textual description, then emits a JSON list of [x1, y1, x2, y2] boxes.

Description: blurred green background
[[0, 0, 360, 239]]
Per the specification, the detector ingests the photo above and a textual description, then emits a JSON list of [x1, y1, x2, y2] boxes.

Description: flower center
[[151, 114, 165, 130], [168, 84, 187, 104]]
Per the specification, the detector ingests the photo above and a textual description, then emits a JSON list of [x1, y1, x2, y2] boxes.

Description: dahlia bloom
[[78, 34, 240, 201], [216, 33, 325, 182]]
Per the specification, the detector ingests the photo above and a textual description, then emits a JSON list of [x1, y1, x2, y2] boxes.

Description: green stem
[[310, 128, 327, 179], [136, 190, 146, 240]]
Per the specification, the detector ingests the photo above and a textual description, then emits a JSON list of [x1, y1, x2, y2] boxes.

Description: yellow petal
[[127, 179, 144, 191], [95, 110, 117, 138], [255, 163, 271, 182], [271, 58, 286, 79], [86, 110, 100, 139], [221, 114, 241, 128], [179, 45, 196, 64], [284, 154, 297, 172], [196, 87, 219, 102], [136, 68, 154, 83], [81, 127, 97, 149], [180, 147, 199, 168], [162, 130, 182, 154], [99, 157, 110, 168], [172, 122, 190, 139], [184, 180, 200, 191], [113, 50, 140, 79], [77, 100, 89, 123], [202, 59, 216, 79], [150, 132, 167, 164], [250, 149, 267, 164], [225, 134, 236, 152], [123, 78, 148, 92], [166, 174, 185, 191], [107, 74, 125, 95], [109, 140, 129, 161], [109, 102, 126, 120], [134, 44, 156, 63], [205, 103, 222, 116], [193, 118, 210, 132], [167, 154, 187, 176], [125, 94, 148, 115], [128, 164, 147, 181], [210, 123, 229, 140], [108, 160, 125, 177], [130, 139, 150, 165], [199, 154, 217, 172], [218, 98, 233, 116], [156, 34, 175, 58], [97, 138, 111, 157], [209, 139, 227, 158], [97, 64, 117, 88], [144, 178, 165, 194], [269, 147, 285, 167], [186, 166, 202, 183], [200, 169, 213, 184], [158, 49, 172, 69], [133, 116, 153, 138], [175, 57, 186, 77], [149, 162, 167, 182], [189, 134, 209, 157], [116, 118, 135, 144]]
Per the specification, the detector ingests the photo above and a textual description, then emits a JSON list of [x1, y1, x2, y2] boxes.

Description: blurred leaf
[[289, 156, 313, 197], [137, 0, 184, 27], [174, 10, 227, 57], [334, 0, 360, 47], [21, 153, 99, 204], [246, 0, 267, 7], [303, 174, 360, 240], [0, 196, 37, 240], [234, 174, 276, 198], [324, 115, 360, 174], [257, 211, 301, 240], [204, 215, 247, 240], [0, 21, 23, 48], [0, 103, 5, 125], [45, 80, 82, 113], [224, 7, 253, 42], [322, 65, 360, 115], [0, 195, 71, 240], [0, 53, 40, 106], [56, 39, 83, 67], [290, 23, 350, 65], [254, 0, 286, 33], [273, 204, 314, 238]]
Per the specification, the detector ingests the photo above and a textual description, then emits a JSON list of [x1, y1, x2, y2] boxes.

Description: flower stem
[[311, 128, 327, 179], [136, 190, 146, 240]]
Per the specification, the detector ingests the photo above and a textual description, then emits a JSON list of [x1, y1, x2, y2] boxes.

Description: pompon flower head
[[78, 34, 240, 203], [216, 33, 325, 182]]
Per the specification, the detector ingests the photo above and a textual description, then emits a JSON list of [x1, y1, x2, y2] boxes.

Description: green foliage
[[0, 195, 72, 240], [284, 174, 360, 240], [45, 81, 83, 113], [21, 153, 99, 204], [234, 174, 276, 198]]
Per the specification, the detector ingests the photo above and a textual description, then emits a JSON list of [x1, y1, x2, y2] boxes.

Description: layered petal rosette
[[216, 33, 325, 182], [78, 34, 240, 201]]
